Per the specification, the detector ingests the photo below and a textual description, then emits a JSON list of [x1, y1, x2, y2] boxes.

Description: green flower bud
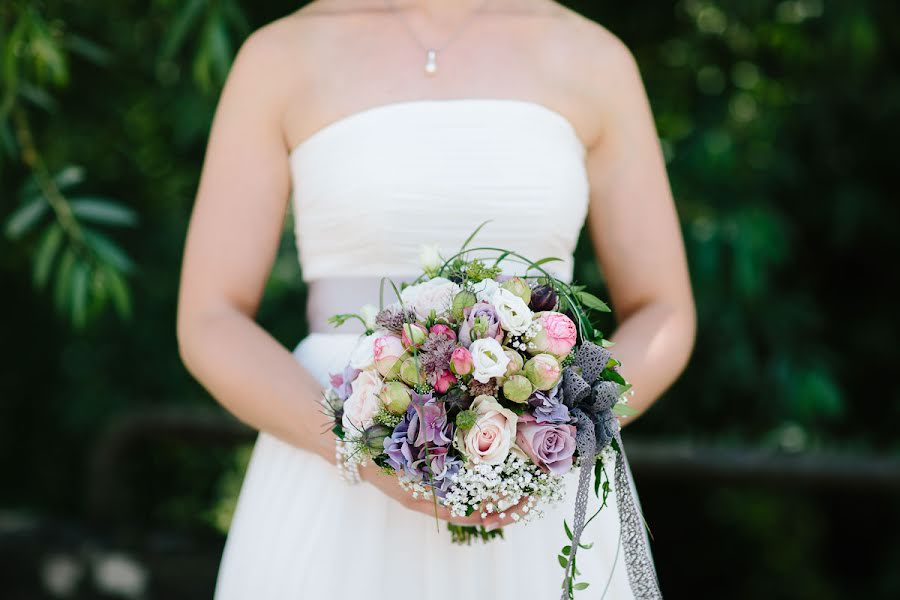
[[503, 346, 524, 377], [380, 381, 412, 415], [451, 290, 477, 321], [523, 353, 562, 391], [500, 276, 532, 304], [399, 356, 425, 386], [502, 374, 533, 403], [363, 424, 393, 453]]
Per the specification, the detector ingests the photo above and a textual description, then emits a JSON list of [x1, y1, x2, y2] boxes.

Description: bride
[[176, 0, 695, 598]]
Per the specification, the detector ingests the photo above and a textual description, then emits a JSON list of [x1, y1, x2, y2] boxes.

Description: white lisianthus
[[360, 303, 379, 331], [490, 288, 533, 336], [471, 278, 500, 303], [399, 277, 461, 320], [348, 328, 390, 370], [418, 243, 443, 277], [469, 337, 511, 383], [341, 370, 384, 434], [456, 394, 518, 466]]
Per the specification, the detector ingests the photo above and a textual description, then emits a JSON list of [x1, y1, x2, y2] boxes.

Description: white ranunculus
[[456, 394, 518, 466], [471, 277, 500, 303], [360, 303, 379, 331], [490, 288, 534, 336], [348, 329, 387, 370], [341, 370, 384, 435], [399, 277, 461, 320], [418, 243, 443, 276], [469, 337, 511, 383]]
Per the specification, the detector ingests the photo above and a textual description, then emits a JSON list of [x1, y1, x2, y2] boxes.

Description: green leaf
[[557, 554, 568, 568], [612, 403, 638, 417], [532, 256, 563, 266], [577, 290, 611, 312], [82, 228, 135, 273], [63, 33, 113, 67], [4, 197, 48, 239], [159, 0, 206, 62], [578, 541, 594, 549], [104, 266, 132, 319], [70, 197, 138, 227], [460, 220, 492, 252], [54, 248, 76, 314], [70, 262, 90, 328], [574, 582, 589, 591], [562, 545, 572, 556], [564, 519, 573, 540], [32, 223, 63, 288]]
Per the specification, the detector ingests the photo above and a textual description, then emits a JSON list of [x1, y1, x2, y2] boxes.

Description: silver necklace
[[383, 0, 492, 76]]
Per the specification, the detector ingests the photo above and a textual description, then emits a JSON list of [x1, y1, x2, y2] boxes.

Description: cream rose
[[471, 277, 500, 303], [341, 370, 384, 435], [469, 337, 511, 383], [490, 288, 533, 336], [399, 277, 461, 320], [456, 394, 518, 465], [348, 329, 387, 370]]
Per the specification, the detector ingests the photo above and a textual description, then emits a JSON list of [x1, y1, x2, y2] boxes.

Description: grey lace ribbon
[[558, 342, 662, 599]]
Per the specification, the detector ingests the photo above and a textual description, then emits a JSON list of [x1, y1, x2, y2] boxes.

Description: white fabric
[[287, 98, 590, 283], [214, 99, 640, 599]]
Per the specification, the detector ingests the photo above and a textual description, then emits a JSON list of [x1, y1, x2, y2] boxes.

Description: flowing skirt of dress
[[213, 332, 644, 600]]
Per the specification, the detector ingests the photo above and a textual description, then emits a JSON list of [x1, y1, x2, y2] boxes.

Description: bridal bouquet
[[321, 225, 661, 599]]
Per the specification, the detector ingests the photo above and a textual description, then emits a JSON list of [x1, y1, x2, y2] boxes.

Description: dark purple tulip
[[529, 284, 558, 312]]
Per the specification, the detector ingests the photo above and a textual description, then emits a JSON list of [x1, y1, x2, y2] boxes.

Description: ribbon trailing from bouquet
[[558, 342, 663, 600]]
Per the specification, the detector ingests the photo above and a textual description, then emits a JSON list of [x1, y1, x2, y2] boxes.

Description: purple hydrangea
[[383, 393, 459, 497], [527, 381, 571, 424]]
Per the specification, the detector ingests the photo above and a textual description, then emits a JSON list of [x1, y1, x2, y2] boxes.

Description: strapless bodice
[[287, 98, 590, 288]]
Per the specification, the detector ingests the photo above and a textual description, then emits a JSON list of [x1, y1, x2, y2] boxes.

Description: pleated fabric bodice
[[287, 98, 590, 285]]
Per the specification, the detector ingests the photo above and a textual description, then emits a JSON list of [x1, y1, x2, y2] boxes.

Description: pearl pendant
[[424, 48, 437, 76]]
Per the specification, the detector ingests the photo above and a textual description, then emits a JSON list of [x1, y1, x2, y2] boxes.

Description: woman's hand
[[356, 460, 526, 531]]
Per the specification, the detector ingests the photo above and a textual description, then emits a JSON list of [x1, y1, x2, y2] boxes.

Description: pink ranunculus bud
[[429, 323, 457, 341], [450, 346, 474, 376], [434, 369, 457, 394], [528, 311, 578, 358], [373, 334, 405, 378]]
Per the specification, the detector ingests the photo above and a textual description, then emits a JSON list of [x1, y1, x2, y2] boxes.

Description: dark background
[[2, 1, 899, 598]]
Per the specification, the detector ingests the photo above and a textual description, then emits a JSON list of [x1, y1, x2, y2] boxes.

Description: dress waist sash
[[305, 275, 418, 334]]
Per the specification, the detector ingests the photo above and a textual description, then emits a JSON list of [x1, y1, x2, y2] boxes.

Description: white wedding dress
[[214, 98, 644, 599]]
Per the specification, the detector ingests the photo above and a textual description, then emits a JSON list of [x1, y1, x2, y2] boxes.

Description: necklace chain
[[383, 0, 491, 76]]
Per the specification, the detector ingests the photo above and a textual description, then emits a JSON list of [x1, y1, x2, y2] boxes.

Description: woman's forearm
[[177, 306, 334, 463], [606, 300, 696, 426]]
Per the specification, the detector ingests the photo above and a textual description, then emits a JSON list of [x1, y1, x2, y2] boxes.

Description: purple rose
[[515, 412, 577, 475], [458, 301, 504, 347], [527, 382, 571, 424]]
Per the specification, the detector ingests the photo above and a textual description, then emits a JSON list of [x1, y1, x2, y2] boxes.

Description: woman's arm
[[175, 26, 336, 464], [583, 36, 697, 426]]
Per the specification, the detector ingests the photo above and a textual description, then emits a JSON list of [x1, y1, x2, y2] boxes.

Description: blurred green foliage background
[[2, 0, 898, 598]]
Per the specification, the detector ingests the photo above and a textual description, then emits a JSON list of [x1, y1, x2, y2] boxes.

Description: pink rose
[[515, 412, 577, 475], [450, 347, 473, 376], [434, 369, 457, 393], [456, 395, 518, 465], [528, 311, 578, 358], [341, 370, 384, 434], [373, 335, 405, 377], [429, 324, 457, 341]]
